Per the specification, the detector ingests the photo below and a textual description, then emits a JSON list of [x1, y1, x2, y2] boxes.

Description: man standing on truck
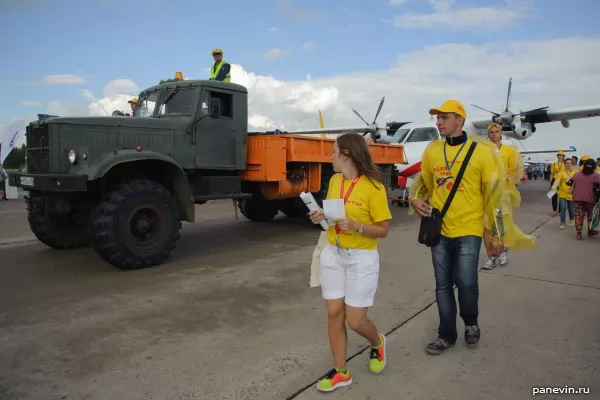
[[209, 48, 231, 82]]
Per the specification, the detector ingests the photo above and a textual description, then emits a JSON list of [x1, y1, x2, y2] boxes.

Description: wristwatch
[[357, 223, 364, 234]]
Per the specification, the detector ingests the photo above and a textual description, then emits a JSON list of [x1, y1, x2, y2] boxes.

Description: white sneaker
[[482, 258, 497, 270], [499, 251, 509, 265]]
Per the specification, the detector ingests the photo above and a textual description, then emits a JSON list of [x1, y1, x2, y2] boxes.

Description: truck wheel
[[26, 195, 90, 249], [237, 194, 279, 222], [279, 198, 308, 218], [90, 179, 181, 270]]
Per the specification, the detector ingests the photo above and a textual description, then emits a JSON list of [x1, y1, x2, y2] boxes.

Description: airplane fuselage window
[[407, 127, 439, 142]]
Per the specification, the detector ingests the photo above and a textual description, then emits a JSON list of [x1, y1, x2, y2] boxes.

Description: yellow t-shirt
[[325, 173, 392, 250], [498, 144, 517, 184], [420, 138, 499, 238], [556, 169, 577, 201], [551, 161, 565, 178]]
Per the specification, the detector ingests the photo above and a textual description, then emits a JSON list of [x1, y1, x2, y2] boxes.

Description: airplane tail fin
[[318, 110, 326, 138]]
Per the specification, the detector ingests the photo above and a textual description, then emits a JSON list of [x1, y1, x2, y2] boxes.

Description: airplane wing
[[520, 105, 600, 127], [470, 117, 494, 129], [520, 148, 576, 155]]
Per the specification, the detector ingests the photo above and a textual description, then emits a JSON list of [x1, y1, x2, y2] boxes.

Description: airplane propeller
[[350, 96, 387, 141], [470, 77, 549, 130]]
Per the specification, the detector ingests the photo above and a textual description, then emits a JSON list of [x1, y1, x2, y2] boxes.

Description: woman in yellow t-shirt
[[552, 158, 576, 229], [309, 133, 392, 392]]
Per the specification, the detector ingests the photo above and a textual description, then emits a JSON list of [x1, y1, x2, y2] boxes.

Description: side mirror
[[210, 99, 220, 118]]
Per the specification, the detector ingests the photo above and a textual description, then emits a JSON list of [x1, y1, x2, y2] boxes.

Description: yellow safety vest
[[210, 61, 231, 82]]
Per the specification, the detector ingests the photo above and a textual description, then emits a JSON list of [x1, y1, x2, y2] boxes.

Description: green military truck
[[8, 78, 404, 270]]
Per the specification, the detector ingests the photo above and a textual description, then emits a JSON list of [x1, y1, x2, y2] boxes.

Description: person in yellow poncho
[[408, 99, 536, 356], [552, 157, 577, 229], [481, 123, 524, 270]]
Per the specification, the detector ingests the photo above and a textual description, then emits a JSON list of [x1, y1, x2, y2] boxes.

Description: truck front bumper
[[8, 172, 88, 192]]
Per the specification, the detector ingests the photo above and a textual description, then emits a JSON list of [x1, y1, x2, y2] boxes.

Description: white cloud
[[302, 41, 317, 51], [388, 0, 407, 5], [268, 27, 277, 32], [5, 36, 600, 160], [82, 89, 96, 101], [394, 0, 532, 30], [429, 0, 454, 12], [20, 101, 43, 107], [264, 47, 291, 60], [102, 79, 138, 98], [42, 74, 86, 85]]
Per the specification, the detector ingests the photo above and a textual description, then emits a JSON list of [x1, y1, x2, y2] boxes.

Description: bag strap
[[440, 140, 477, 218]]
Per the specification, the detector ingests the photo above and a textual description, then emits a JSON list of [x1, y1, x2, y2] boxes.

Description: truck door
[[195, 88, 237, 169]]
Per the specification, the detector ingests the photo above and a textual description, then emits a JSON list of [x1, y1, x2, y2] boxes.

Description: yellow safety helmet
[[128, 97, 138, 104], [211, 48, 223, 55]]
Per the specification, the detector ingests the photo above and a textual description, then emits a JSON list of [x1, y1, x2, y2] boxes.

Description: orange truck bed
[[241, 134, 405, 200]]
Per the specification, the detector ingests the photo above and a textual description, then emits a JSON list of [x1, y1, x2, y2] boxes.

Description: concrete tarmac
[[0, 179, 598, 400]]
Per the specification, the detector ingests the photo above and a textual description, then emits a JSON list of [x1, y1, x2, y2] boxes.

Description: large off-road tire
[[237, 191, 279, 222], [26, 194, 90, 249], [278, 198, 308, 218], [89, 179, 181, 270]]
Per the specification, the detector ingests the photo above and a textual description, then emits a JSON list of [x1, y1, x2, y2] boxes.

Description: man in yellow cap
[[549, 151, 565, 216], [409, 99, 506, 355], [127, 97, 138, 116], [481, 122, 522, 270], [579, 154, 591, 171], [209, 48, 231, 82]]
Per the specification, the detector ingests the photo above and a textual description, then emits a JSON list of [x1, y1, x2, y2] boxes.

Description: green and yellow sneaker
[[369, 333, 387, 374], [316, 368, 352, 392]]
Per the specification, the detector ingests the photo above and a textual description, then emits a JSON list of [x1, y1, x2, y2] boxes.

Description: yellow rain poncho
[[408, 135, 536, 251], [500, 143, 524, 209]]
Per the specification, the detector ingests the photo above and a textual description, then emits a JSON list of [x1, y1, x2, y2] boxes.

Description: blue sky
[[1, 0, 600, 155]]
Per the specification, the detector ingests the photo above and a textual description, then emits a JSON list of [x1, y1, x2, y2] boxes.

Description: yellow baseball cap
[[582, 154, 590, 160], [429, 99, 467, 119], [128, 97, 138, 104], [557, 151, 565, 156], [211, 48, 223, 54]]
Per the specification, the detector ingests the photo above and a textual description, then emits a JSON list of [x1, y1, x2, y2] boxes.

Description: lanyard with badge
[[335, 174, 362, 249], [436, 141, 467, 188]]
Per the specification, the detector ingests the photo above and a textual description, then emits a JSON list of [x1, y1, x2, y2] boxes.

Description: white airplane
[[285, 79, 598, 206]]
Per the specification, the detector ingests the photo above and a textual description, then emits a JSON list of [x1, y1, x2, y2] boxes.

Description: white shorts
[[319, 244, 380, 308]]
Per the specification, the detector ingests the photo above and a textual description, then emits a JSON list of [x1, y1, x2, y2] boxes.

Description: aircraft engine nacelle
[[506, 126, 533, 140]]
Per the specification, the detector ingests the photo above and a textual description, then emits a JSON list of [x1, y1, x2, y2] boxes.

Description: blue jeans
[[431, 235, 482, 343], [559, 198, 574, 225]]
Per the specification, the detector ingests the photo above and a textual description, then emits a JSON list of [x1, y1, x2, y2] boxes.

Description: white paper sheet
[[546, 190, 557, 199], [323, 199, 345, 220], [299, 192, 329, 230]]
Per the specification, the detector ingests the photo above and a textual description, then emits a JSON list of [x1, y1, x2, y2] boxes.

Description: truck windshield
[[157, 87, 197, 117], [134, 91, 159, 117]]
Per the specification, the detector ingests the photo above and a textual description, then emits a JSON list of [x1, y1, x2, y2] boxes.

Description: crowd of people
[[308, 99, 537, 392], [548, 152, 600, 239]]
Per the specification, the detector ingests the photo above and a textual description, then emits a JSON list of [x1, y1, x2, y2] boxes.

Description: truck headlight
[[68, 149, 77, 164]]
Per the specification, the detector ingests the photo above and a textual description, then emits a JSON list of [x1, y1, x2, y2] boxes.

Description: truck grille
[[26, 124, 50, 173]]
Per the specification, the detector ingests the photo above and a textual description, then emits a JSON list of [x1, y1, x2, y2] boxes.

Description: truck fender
[[84, 150, 195, 223]]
